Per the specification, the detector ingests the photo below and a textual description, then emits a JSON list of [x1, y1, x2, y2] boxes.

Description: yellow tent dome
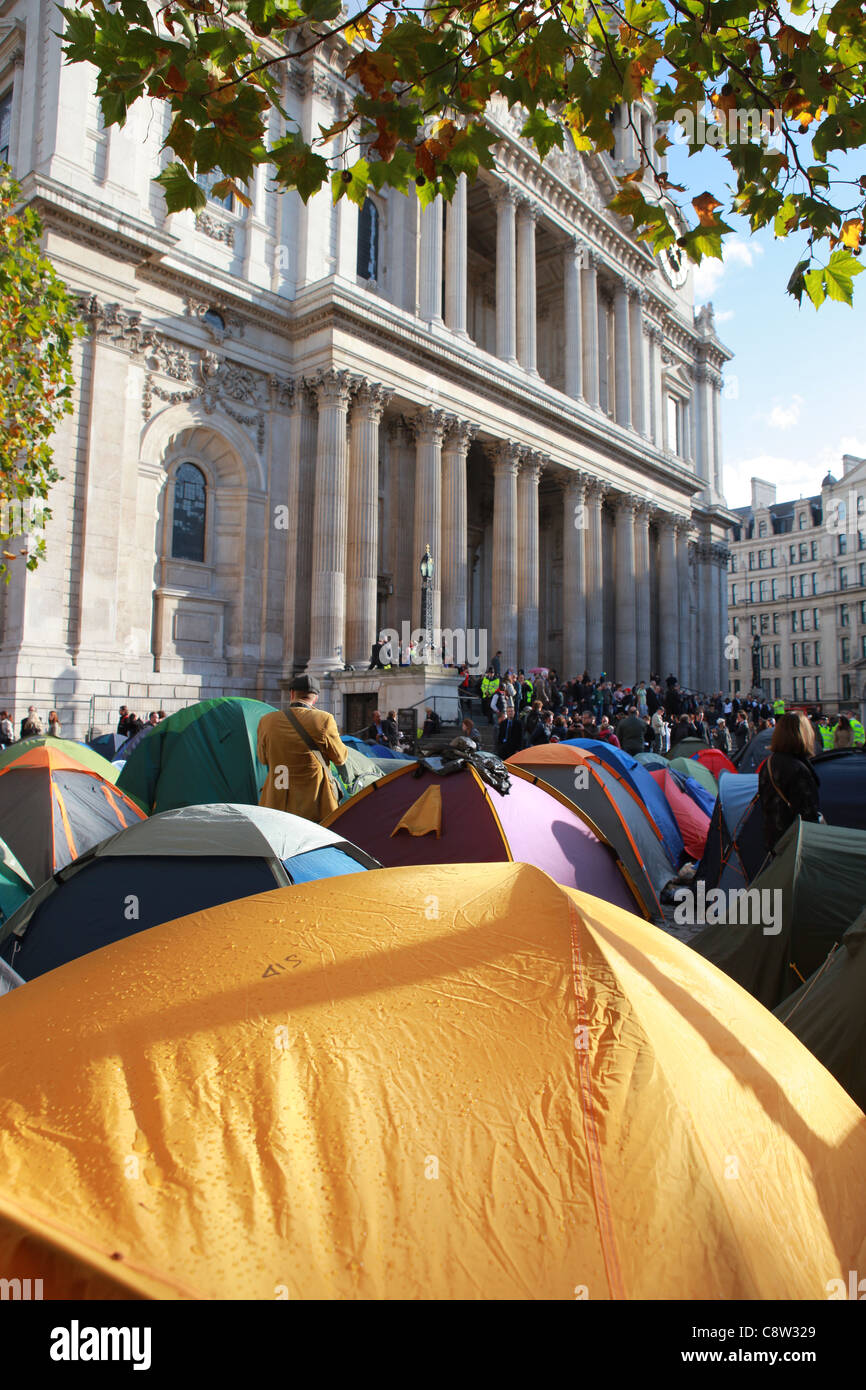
[[0, 862, 863, 1299]]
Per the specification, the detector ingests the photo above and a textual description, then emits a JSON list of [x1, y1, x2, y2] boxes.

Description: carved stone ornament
[[194, 211, 236, 248], [183, 297, 246, 343]]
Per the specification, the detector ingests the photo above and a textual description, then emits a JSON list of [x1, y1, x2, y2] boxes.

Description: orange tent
[[0, 863, 863, 1300]]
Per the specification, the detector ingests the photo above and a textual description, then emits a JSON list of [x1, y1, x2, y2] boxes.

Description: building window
[[771, 578, 780, 600], [799, 542, 808, 562], [813, 608, 820, 630], [196, 168, 246, 215], [748, 551, 755, 570], [761, 645, 769, 669], [841, 636, 850, 663], [733, 617, 740, 635], [773, 614, 780, 633], [734, 680, 741, 694], [749, 581, 756, 603], [803, 676, 811, 700], [792, 644, 799, 667], [858, 531, 865, 551], [789, 544, 796, 564], [771, 548, 777, 567], [750, 615, 757, 634], [862, 635, 866, 660], [840, 603, 850, 626], [840, 567, 848, 589], [792, 677, 799, 700], [792, 611, 799, 632], [839, 534, 848, 555], [774, 678, 782, 699], [758, 550, 766, 569], [798, 512, 806, 529], [760, 613, 769, 633], [814, 640, 821, 664], [356, 197, 380, 281], [758, 520, 767, 537], [860, 563, 866, 586], [860, 600, 866, 624], [842, 674, 852, 701], [773, 644, 781, 668], [791, 576, 797, 597], [815, 676, 821, 701], [730, 584, 737, 605], [0, 89, 11, 166], [811, 572, 819, 596], [811, 540, 818, 560], [802, 642, 811, 666], [171, 462, 207, 562], [759, 579, 769, 602]]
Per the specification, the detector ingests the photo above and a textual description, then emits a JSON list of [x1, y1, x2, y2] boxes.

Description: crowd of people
[[116, 707, 165, 738]]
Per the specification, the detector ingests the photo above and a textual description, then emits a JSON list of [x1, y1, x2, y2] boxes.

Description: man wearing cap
[[257, 674, 349, 824]]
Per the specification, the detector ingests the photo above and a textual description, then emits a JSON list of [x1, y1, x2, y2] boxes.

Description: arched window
[[171, 463, 206, 562], [357, 197, 380, 281]]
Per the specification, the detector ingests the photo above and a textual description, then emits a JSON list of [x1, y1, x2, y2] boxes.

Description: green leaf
[[155, 162, 208, 214], [520, 108, 565, 160]]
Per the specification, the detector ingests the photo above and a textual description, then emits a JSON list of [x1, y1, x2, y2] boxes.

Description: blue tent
[[87, 732, 129, 760], [633, 751, 669, 771], [343, 735, 411, 761], [664, 765, 718, 819], [563, 738, 684, 866], [812, 750, 866, 831]]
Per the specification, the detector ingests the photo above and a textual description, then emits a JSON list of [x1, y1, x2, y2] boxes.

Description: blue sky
[[666, 138, 865, 509]]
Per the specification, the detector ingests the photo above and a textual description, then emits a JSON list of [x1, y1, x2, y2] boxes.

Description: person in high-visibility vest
[[772, 697, 786, 717], [846, 711, 865, 747], [817, 718, 834, 751]]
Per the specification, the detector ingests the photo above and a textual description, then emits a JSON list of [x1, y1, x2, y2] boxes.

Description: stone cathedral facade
[[0, 7, 733, 732]]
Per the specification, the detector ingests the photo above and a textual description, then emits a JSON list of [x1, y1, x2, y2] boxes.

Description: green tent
[[0, 736, 120, 783], [667, 737, 710, 763], [775, 909, 866, 1115], [669, 756, 718, 797], [0, 838, 33, 925], [692, 820, 866, 1010], [334, 745, 386, 799], [117, 698, 276, 813]]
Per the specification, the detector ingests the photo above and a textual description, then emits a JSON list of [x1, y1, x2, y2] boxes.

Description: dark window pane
[[171, 463, 206, 562], [0, 90, 11, 165], [356, 197, 379, 280]]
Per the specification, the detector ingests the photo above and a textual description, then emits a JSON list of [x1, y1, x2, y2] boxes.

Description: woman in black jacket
[[758, 713, 820, 854]]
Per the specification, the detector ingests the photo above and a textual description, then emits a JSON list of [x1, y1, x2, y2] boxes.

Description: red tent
[[650, 769, 712, 860], [694, 747, 737, 780]]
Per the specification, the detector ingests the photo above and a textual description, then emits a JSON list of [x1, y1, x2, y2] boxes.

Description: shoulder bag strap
[[284, 706, 342, 800], [766, 755, 793, 809]]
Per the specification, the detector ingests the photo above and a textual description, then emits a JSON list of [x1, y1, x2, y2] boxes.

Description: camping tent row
[[0, 862, 864, 1300]]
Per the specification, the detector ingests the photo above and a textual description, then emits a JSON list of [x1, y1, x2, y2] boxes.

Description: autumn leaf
[[839, 218, 863, 249], [692, 192, 722, 226]]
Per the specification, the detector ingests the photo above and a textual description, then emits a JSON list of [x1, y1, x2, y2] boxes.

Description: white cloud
[[723, 434, 866, 508], [714, 308, 735, 323], [693, 237, 764, 301], [765, 394, 803, 430]]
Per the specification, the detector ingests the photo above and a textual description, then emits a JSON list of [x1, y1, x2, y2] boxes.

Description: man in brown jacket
[[257, 674, 349, 824]]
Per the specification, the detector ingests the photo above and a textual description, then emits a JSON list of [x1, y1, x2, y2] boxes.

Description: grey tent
[[775, 909, 866, 1114], [692, 820, 866, 1010], [732, 726, 774, 774]]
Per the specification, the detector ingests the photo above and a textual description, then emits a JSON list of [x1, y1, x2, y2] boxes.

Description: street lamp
[[420, 545, 434, 664]]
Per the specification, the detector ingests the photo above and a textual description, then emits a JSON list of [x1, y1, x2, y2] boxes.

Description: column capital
[[613, 490, 641, 516], [674, 513, 693, 536], [628, 280, 648, 304], [297, 378, 320, 412], [493, 440, 523, 475], [516, 194, 538, 223], [633, 495, 654, 519], [312, 367, 358, 407], [520, 450, 547, 483], [654, 507, 678, 532], [350, 380, 393, 423], [493, 180, 519, 208], [561, 467, 589, 498], [443, 418, 477, 454], [584, 476, 608, 503], [413, 405, 451, 444], [614, 276, 632, 303]]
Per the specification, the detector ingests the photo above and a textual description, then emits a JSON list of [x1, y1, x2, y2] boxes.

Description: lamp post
[[420, 545, 434, 664]]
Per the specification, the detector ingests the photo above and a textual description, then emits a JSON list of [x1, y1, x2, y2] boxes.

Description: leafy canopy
[[0, 168, 81, 579], [61, 0, 866, 304]]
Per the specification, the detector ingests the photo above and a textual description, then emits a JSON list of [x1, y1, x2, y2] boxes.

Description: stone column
[[634, 498, 652, 679], [441, 419, 475, 644], [308, 368, 356, 675], [676, 522, 692, 688], [492, 441, 521, 667], [712, 374, 723, 495], [562, 470, 588, 678], [419, 194, 444, 325], [444, 174, 469, 338], [656, 513, 679, 681], [516, 197, 538, 375], [649, 326, 664, 448], [614, 493, 638, 681], [695, 365, 712, 486], [707, 543, 722, 693], [517, 452, 543, 670], [585, 479, 606, 677], [630, 287, 647, 436], [412, 407, 449, 639], [495, 183, 518, 365], [614, 279, 632, 429], [717, 546, 729, 691], [563, 238, 584, 400], [388, 417, 414, 631], [581, 251, 599, 409], [345, 381, 391, 664], [285, 382, 318, 674], [597, 287, 611, 414]]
